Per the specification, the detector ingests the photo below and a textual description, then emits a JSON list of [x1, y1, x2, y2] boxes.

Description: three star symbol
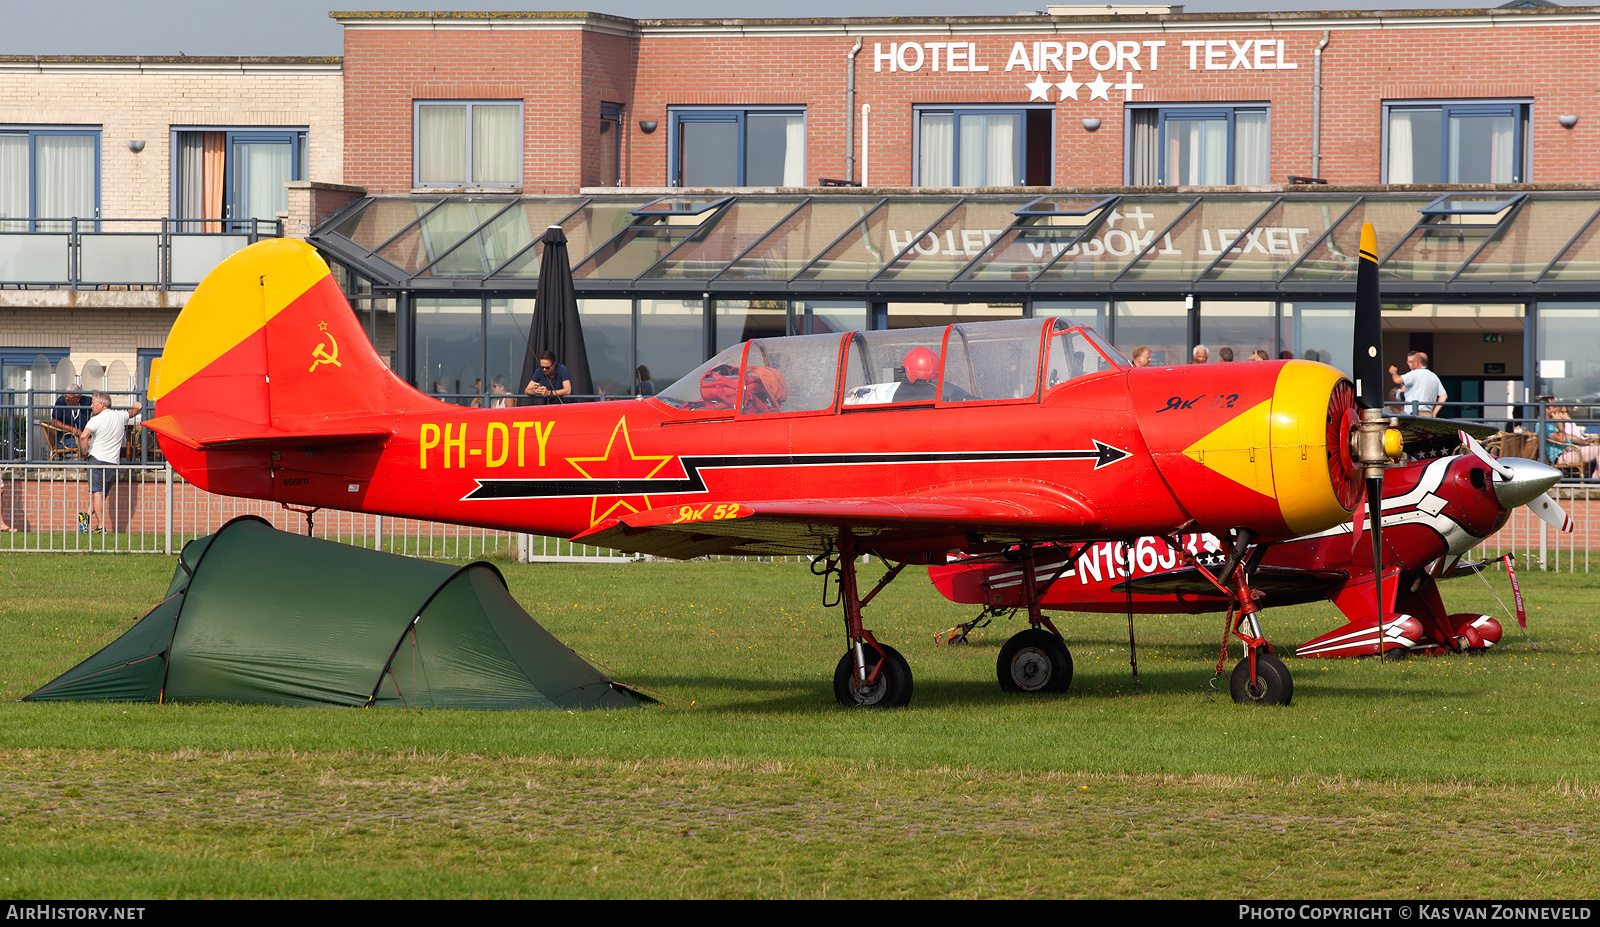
[[1021, 71, 1129, 102], [565, 417, 678, 526]]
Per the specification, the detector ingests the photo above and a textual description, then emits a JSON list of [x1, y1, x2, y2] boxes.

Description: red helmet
[[902, 346, 938, 384]]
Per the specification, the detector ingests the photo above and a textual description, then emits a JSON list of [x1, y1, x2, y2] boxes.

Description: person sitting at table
[[51, 383, 92, 451], [1545, 401, 1600, 477]]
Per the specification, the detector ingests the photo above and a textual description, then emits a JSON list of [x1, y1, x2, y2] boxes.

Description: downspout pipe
[[1312, 30, 1330, 179], [846, 38, 863, 183]]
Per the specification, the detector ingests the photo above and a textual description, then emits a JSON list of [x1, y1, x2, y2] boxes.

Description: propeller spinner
[[1459, 429, 1574, 532]]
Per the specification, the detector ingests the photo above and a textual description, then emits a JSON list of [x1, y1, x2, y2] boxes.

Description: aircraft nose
[[1491, 457, 1562, 509]]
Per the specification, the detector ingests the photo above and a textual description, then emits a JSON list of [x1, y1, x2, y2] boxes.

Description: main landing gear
[[817, 531, 915, 708], [996, 545, 1073, 694]]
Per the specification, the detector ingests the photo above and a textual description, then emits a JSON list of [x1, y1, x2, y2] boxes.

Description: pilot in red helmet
[[897, 346, 940, 401]]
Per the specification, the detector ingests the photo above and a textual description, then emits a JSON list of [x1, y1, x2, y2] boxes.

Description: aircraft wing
[[570, 481, 1104, 559], [145, 410, 393, 451], [1111, 564, 1349, 606]]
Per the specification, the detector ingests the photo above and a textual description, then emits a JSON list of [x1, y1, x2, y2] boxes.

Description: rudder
[[149, 239, 438, 450]]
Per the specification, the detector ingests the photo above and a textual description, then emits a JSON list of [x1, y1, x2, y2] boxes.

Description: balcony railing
[[0, 217, 283, 290]]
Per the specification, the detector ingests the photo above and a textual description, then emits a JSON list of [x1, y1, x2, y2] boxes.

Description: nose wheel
[[998, 628, 1074, 693]]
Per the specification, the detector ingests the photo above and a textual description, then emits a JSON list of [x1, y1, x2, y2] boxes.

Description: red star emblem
[[566, 417, 678, 526]]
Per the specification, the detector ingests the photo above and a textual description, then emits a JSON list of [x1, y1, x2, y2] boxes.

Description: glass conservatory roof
[[312, 190, 1600, 298]]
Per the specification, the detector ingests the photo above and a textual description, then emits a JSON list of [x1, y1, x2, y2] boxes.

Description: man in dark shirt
[[524, 351, 572, 405], [51, 385, 92, 450]]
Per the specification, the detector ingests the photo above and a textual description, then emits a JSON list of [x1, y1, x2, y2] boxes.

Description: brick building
[[0, 55, 344, 421], [312, 5, 1600, 417]]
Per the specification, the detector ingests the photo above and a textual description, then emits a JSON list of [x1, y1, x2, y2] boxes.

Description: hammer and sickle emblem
[[309, 321, 342, 373]]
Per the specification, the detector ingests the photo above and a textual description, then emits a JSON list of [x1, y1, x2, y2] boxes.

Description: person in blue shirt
[[51, 384, 92, 450], [524, 351, 571, 405]]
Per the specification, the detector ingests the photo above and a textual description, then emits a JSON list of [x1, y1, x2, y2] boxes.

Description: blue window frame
[[171, 128, 307, 232], [0, 127, 101, 231], [915, 106, 1052, 187], [1384, 101, 1528, 184], [599, 102, 623, 187], [1127, 104, 1269, 186], [668, 107, 805, 188]]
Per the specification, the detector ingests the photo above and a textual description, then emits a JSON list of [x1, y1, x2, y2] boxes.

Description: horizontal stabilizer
[[144, 410, 392, 451]]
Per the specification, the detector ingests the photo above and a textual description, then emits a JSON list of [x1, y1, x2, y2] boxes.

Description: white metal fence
[[0, 460, 1595, 570], [0, 462, 632, 562]]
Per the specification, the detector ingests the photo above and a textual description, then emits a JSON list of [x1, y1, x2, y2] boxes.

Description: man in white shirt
[[1388, 351, 1447, 417], [80, 391, 142, 533]]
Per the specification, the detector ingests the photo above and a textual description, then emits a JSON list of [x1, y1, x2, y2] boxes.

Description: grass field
[[2, 552, 1598, 899]]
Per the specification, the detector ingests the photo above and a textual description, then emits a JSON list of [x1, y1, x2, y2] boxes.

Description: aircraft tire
[[1229, 652, 1293, 706], [833, 645, 913, 708], [997, 628, 1073, 694]]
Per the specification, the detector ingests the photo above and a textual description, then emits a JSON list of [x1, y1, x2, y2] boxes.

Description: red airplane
[[929, 437, 1569, 673], [145, 230, 1404, 709]]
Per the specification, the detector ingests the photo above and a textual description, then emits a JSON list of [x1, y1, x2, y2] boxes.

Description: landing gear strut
[[996, 544, 1074, 694], [818, 531, 914, 708]]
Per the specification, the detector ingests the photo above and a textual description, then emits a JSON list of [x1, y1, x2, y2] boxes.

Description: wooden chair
[[1488, 432, 1540, 461], [37, 420, 81, 461]]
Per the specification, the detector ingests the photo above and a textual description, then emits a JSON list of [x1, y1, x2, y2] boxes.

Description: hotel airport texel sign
[[873, 38, 1303, 265], [874, 38, 1297, 101]]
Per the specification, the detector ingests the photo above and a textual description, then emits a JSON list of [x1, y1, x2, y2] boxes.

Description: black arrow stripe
[[462, 443, 1130, 501]]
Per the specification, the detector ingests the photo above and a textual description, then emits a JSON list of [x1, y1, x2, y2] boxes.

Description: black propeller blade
[[1352, 223, 1390, 657]]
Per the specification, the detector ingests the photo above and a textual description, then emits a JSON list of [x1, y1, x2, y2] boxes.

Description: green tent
[[27, 516, 638, 710]]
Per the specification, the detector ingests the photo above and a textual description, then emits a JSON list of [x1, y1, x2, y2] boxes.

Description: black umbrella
[[518, 225, 593, 404]]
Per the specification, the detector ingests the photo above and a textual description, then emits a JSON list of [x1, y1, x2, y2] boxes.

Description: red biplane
[[930, 439, 1568, 675], [146, 228, 1410, 708]]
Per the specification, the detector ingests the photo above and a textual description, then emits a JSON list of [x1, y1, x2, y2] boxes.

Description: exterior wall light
[[638, 120, 658, 134], [1082, 118, 1102, 132], [1558, 114, 1579, 129], [127, 140, 146, 153]]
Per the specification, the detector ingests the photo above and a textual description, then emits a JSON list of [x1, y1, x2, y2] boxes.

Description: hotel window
[[0, 127, 99, 231], [173, 129, 307, 233], [1127, 105, 1269, 185], [669, 108, 805, 188], [1384, 102, 1528, 184], [598, 103, 622, 187], [916, 107, 1052, 187], [413, 101, 523, 188]]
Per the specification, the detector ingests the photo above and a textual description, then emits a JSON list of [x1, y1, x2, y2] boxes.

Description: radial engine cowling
[[1130, 360, 1359, 543]]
